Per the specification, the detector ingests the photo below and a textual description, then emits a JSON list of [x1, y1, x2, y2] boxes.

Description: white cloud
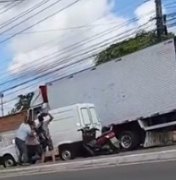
[[135, 0, 156, 31], [3, 0, 133, 76]]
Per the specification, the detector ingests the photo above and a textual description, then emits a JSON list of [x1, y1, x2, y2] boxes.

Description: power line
[[0, 1, 14, 11], [0, 16, 154, 87], [0, 5, 154, 89], [1, 10, 155, 35], [0, 0, 50, 30], [3, 24, 155, 107], [0, 0, 81, 44], [0, 17, 121, 79], [0, 15, 155, 88], [0, 14, 121, 71], [0, 18, 138, 84], [1, 21, 154, 93], [0, 1, 157, 112], [2, 22, 128, 35], [0, 0, 61, 35], [0, 0, 21, 15], [0, 0, 23, 2], [0, 7, 154, 66], [4, 25, 155, 103]]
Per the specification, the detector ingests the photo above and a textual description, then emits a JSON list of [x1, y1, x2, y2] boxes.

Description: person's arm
[[27, 125, 32, 136], [47, 113, 53, 122], [28, 129, 36, 137]]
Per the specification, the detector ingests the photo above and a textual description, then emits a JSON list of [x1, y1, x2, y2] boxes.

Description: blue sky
[[0, 43, 12, 71], [111, 0, 144, 17]]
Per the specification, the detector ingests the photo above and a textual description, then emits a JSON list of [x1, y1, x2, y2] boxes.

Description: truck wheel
[[119, 131, 139, 151], [3, 155, 16, 167], [59, 146, 75, 161]]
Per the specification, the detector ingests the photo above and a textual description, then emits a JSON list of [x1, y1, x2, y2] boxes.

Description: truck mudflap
[[144, 131, 174, 147]]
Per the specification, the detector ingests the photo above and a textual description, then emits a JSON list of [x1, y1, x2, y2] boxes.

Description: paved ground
[[6, 160, 176, 180]]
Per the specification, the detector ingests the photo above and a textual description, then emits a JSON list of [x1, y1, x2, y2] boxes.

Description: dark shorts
[[27, 145, 42, 157], [41, 138, 54, 152], [27, 145, 42, 164]]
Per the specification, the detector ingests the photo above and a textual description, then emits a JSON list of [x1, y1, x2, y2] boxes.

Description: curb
[[1, 149, 176, 178]]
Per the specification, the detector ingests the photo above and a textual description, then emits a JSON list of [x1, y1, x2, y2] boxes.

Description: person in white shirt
[[15, 117, 32, 164]]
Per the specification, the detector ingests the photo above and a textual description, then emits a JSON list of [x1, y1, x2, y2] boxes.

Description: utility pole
[[155, 0, 165, 41], [0, 93, 4, 117]]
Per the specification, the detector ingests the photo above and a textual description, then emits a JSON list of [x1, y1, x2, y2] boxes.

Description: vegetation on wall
[[10, 92, 34, 114], [96, 31, 175, 65]]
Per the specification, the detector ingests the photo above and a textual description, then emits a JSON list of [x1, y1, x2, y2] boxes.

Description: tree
[[96, 31, 174, 65], [10, 92, 34, 114]]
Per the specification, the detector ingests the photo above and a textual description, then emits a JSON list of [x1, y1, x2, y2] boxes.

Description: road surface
[[6, 160, 176, 180]]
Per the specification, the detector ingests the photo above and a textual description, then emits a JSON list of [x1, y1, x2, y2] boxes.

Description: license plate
[[110, 137, 120, 148]]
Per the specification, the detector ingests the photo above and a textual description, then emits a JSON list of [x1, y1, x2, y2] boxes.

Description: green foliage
[[96, 31, 175, 65], [10, 92, 34, 114]]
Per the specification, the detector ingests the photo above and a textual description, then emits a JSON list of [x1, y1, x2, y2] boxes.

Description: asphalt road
[[6, 160, 176, 180]]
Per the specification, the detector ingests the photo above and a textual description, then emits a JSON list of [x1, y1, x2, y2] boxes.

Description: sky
[[0, 0, 175, 114]]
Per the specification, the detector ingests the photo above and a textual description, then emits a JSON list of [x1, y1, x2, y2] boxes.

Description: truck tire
[[3, 154, 16, 167], [59, 146, 75, 161], [119, 131, 140, 151]]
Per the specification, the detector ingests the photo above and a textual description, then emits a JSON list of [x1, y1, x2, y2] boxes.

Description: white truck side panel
[[48, 103, 101, 147], [49, 105, 81, 146], [47, 39, 176, 125]]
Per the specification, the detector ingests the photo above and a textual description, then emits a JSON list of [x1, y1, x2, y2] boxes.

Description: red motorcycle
[[78, 125, 120, 156]]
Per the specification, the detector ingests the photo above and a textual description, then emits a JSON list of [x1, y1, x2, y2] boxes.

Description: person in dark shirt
[[37, 112, 55, 163]]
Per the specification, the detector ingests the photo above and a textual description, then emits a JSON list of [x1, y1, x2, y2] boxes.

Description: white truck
[[39, 38, 176, 151]]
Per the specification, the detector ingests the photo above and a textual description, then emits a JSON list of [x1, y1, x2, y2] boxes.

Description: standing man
[[37, 112, 55, 163], [15, 116, 32, 165]]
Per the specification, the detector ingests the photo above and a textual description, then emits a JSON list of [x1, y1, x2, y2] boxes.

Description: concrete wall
[[0, 111, 27, 132], [0, 111, 27, 146]]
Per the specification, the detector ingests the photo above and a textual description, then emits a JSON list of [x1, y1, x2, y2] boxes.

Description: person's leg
[[48, 139, 55, 163], [41, 151, 46, 163], [21, 142, 28, 163], [50, 150, 56, 163], [27, 145, 34, 164], [34, 146, 41, 160], [28, 145, 40, 164], [40, 143, 46, 163], [15, 138, 24, 164], [36, 145, 42, 157]]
